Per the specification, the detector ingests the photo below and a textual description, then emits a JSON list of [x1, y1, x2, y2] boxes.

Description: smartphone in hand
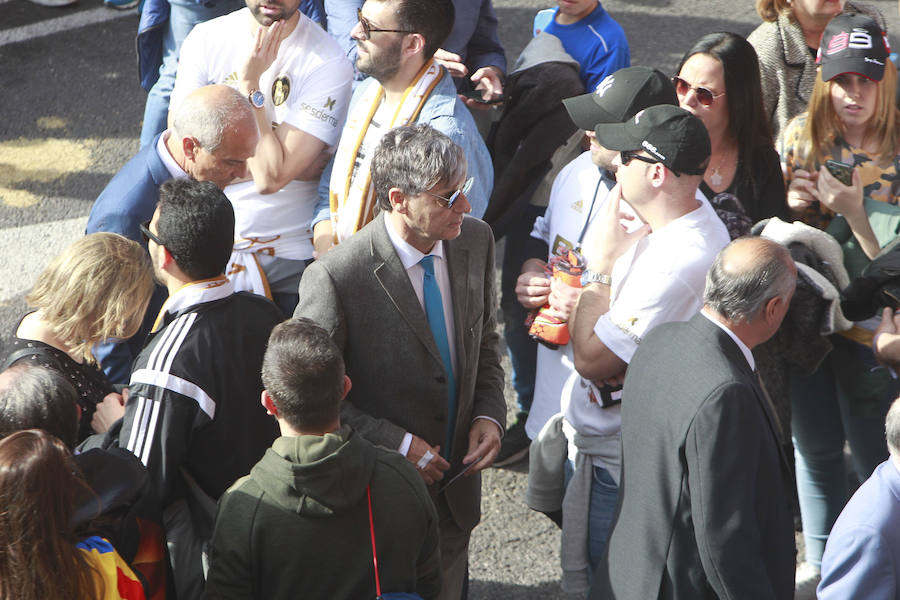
[[461, 88, 505, 105], [825, 159, 854, 187]]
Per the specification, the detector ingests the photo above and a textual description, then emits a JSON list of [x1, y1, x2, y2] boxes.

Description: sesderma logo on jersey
[[300, 103, 338, 127]]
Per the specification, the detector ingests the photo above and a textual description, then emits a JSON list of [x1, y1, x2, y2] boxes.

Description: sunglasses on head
[[356, 8, 415, 40], [426, 177, 474, 209], [672, 76, 725, 107]]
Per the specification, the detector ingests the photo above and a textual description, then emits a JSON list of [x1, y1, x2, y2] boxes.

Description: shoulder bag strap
[[367, 485, 382, 598]]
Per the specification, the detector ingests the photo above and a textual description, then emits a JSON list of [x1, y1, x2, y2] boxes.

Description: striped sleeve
[[119, 313, 215, 504]]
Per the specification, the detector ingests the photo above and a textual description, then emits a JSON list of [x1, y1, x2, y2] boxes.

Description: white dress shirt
[[384, 216, 501, 455], [156, 130, 189, 180]]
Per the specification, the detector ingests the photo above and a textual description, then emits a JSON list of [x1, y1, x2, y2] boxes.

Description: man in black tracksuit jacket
[[105, 179, 282, 599]]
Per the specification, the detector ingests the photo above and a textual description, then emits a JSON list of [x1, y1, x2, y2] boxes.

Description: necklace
[[708, 145, 734, 188]]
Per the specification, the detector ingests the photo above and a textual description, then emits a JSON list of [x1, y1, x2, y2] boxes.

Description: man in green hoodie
[[205, 318, 442, 599]]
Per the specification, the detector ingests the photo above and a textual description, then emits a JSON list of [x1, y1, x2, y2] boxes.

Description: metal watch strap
[[581, 270, 612, 287]]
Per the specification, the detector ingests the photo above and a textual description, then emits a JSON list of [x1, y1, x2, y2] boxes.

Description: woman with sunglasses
[[3, 234, 154, 442], [778, 12, 900, 579], [674, 32, 787, 231], [748, 0, 885, 139]]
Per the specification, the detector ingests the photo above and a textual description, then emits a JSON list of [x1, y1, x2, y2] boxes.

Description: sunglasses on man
[[140, 220, 181, 260], [619, 150, 683, 177], [425, 177, 474, 209], [356, 8, 415, 40]]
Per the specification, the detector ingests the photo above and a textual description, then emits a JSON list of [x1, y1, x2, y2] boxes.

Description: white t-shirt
[[564, 189, 730, 466], [524, 152, 642, 439], [171, 9, 353, 260]]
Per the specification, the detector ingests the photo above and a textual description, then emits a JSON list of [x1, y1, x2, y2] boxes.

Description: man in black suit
[[591, 236, 798, 600]]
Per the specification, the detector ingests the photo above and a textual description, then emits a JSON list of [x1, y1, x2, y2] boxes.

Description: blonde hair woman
[[4, 233, 154, 441], [780, 17, 900, 257]]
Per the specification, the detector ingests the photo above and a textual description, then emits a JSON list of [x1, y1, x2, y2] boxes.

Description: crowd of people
[[6, 0, 900, 598]]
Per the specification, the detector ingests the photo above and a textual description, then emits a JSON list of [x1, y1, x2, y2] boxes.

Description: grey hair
[[172, 86, 254, 152], [371, 124, 467, 211], [886, 397, 900, 456], [703, 237, 796, 323]]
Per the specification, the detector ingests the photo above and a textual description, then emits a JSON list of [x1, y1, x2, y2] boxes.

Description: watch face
[[250, 90, 265, 108]]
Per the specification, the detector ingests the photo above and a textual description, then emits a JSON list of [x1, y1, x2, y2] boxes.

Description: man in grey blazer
[[590, 237, 798, 600], [294, 124, 505, 600]]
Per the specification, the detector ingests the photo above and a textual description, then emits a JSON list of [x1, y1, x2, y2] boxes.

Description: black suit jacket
[[590, 312, 795, 600], [294, 213, 506, 531]]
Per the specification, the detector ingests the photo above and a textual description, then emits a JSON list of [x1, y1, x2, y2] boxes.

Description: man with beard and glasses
[[309, 0, 493, 257], [168, 0, 352, 316]]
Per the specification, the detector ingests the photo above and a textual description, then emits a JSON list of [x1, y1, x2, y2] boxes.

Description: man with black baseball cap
[[497, 66, 679, 470], [546, 102, 729, 588], [514, 67, 718, 593], [514, 67, 678, 451]]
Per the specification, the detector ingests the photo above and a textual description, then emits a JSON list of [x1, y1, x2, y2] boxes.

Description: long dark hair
[[0, 430, 99, 600], [677, 32, 774, 184]]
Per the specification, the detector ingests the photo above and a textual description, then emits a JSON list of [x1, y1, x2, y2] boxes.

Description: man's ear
[[261, 390, 279, 417], [160, 246, 177, 271], [388, 187, 407, 213], [402, 32, 426, 59], [182, 136, 199, 161], [649, 163, 666, 188], [764, 294, 783, 323], [341, 375, 352, 401]]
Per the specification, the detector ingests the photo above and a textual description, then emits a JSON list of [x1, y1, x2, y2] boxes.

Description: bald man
[[87, 84, 260, 384], [592, 237, 798, 600]]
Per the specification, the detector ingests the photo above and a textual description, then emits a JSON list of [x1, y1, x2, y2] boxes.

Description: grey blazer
[[294, 213, 506, 531], [590, 313, 796, 600]]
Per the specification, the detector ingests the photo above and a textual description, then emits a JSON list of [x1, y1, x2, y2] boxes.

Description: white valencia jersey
[[171, 9, 353, 259]]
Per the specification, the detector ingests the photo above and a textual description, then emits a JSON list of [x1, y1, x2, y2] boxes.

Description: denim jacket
[[312, 70, 494, 228]]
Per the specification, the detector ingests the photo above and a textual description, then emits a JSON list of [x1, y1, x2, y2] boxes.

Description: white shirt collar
[[152, 276, 234, 332], [156, 129, 189, 180], [701, 309, 755, 371], [383, 214, 445, 268]]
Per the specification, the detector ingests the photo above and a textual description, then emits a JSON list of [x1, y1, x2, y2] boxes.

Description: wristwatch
[[248, 89, 265, 109], [581, 270, 612, 287]]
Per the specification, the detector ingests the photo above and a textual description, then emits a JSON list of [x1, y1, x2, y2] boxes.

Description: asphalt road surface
[[3, 1, 900, 598]]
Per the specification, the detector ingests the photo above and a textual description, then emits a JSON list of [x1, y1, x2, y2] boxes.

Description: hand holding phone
[[460, 88, 505, 105], [825, 159, 854, 187]]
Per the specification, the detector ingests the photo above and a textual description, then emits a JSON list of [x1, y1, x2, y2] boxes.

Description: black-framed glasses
[[672, 76, 725, 107], [426, 177, 474, 209], [619, 150, 681, 177], [356, 8, 415, 40], [139, 220, 164, 247], [620, 150, 661, 168], [140, 220, 181, 262]]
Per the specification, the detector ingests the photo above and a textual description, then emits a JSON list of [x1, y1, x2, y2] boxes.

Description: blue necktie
[[420, 255, 457, 458]]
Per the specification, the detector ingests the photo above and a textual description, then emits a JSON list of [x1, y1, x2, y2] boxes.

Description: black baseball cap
[[817, 13, 889, 82], [562, 66, 678, 130], [593, 105, 710, 176]]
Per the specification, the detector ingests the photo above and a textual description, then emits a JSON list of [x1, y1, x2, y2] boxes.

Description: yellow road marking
[[36, 116, 67, 130], [0, 136, 98, 207]]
